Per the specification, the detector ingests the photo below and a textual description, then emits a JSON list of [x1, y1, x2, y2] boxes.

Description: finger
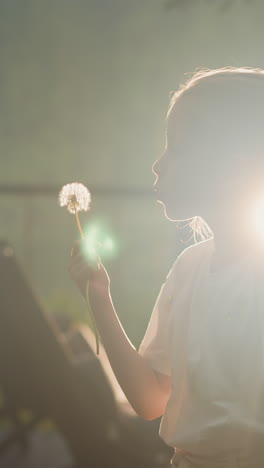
[[73, 260, 99, 273], [69, 254, 99, 273], [71, 240, 81, 257], [69, 263, 91, 281], [69, 253, 85, 266], [69, 253, 92, 273], [68, 257, 82, 273], [68, 256, 90, 273]]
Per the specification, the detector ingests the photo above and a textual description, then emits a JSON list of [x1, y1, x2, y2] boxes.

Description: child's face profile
[[152, 95, 219, 223], [152, 91, 264, 239]]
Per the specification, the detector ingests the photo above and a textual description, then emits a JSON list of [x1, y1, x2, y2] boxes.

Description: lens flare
[[82, 222, 116, 262], [103, 237, 114, 251]]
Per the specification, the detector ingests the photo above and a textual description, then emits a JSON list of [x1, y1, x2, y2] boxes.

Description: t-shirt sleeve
[[138, 257, 180, 377]]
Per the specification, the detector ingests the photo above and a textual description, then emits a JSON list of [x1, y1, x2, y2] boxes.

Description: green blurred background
[[0, 0, 262, 347]]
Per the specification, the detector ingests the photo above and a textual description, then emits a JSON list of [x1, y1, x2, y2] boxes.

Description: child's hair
[[168, 66, 264, 244]]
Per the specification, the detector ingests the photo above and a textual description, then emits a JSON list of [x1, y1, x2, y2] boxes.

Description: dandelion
[[58, 182, 91, 239], [58, 182, 100, 355]]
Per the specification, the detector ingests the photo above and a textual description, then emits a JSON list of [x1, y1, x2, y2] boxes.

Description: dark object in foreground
[[0, 240, 173, 468]]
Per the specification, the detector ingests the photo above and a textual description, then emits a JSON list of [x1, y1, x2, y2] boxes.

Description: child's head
[[153, 67, 264, 242]]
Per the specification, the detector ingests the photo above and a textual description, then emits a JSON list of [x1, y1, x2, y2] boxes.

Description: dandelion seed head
[[58, 182, 91, 213]]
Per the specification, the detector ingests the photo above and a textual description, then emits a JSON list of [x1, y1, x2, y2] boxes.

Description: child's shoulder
[[167, 238, 214, 282], [167, 238, 214, 275], [177, 237, 214, 265], [164, 239, 214, 292]]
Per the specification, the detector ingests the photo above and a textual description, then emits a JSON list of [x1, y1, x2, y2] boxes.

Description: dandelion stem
[[74, 205, 100, 355], [85, 282, 100, 355], [75, 210, 84, 240]]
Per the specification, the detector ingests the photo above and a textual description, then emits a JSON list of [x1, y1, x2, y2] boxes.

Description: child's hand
[[68, 240, 110, 301]]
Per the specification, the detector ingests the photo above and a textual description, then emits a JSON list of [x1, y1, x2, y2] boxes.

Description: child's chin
[[161, 202, 190, 223]]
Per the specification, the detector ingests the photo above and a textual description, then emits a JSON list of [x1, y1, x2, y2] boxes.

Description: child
[[69, 66, 264, 467]]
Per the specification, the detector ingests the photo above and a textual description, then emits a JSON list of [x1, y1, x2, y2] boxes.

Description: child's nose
[[152, 153, 167, 179], [152, 159, 160, 177]]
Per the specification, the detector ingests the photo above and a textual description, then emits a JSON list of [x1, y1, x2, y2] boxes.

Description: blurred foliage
[[42, 288, 89, 328], [0, 389, 55, 431]]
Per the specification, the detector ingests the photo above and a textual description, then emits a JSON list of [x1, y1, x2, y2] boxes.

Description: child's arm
[[68, 242, 171, 421], [88, 290, 172, 420]]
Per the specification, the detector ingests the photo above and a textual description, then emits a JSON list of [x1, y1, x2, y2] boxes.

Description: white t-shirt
[[139, 237, 264, 457]]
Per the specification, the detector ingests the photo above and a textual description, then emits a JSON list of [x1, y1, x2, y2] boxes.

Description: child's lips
[[153, 184, 168, 201], [154, 184, 164, 194], [153, 184, 162, 193]]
